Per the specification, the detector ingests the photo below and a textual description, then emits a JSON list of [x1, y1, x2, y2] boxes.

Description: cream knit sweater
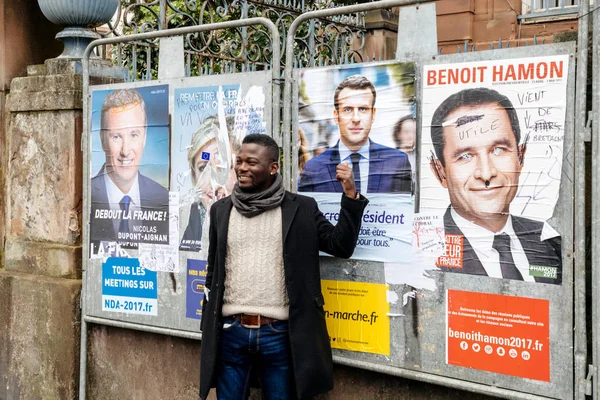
[[221, 207, 289, 320]]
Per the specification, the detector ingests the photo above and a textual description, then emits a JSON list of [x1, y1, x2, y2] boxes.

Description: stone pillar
[[0, 0, 63, 267], [361, 10, 399, 61], [1, 57, 119, 399]]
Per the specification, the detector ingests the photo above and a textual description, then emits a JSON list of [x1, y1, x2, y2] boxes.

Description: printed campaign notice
[[446, 289, 549, 381], [186, 259, 208, 320], [172, 83, 267, 255], [313, 193, 413, 262], [322, 280, 390, 356], [102, 257, 158, 316], [420, 55, 568, 284], [90, 84, 170, 257], [297, 62, 416, 264]]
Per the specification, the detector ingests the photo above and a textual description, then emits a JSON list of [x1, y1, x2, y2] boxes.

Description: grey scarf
[[231, 173, 285, 218]]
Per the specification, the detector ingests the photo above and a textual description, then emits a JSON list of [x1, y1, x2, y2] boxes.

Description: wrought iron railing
[[98, 0, 368, 80], [519, 0, 581, 19]]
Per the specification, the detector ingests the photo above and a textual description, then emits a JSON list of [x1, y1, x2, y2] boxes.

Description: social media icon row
[[459, 341, 530, 360]]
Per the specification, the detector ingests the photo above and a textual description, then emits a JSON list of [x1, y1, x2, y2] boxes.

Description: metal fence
[[98, 0, 368, 79]]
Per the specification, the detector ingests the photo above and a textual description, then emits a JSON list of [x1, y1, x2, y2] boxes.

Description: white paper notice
[[138, 192, 180, 272], [412, 213, 445, 253]]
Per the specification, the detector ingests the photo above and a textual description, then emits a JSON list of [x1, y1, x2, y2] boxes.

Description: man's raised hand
[[336, 161, 357, 199]]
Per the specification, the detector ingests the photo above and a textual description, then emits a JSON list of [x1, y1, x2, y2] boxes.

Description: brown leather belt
[[234, 313, 278, 329]]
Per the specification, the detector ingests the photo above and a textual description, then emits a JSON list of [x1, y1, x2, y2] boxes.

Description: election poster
[[298, 62, 416, 262], [102, 257, 158, 316], [172, 83, 268, 257], [90, 84, 170, 258], [186, 259, 208, 320], [420, 55, 568, 284], [447, 290, 549, 381], [322, 280, 390, 356]]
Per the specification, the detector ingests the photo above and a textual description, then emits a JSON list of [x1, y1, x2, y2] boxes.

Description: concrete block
[[485, 12, 517, 40], [473, 0, 489, 15], [10, 74, 83, 94], [436, 0, 474, 15], [87, 325, 203, 400], [0, 270, 81, 400], [437, 13, 473, 42], [4, 239, 82, 279], [45, 58, 128, 81], [7, 88, 83, 111], [6, 110, 82, 245], [27, 64, 47, 77], [317, 364, 496, 399], [365, 10, 398, 31], [85, 323, 497, 399]]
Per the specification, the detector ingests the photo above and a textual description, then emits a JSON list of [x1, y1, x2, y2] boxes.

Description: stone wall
[[0, 0, 62, 261]]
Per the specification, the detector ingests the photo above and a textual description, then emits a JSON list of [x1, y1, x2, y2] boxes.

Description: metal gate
[[79, 0, 595, 398]]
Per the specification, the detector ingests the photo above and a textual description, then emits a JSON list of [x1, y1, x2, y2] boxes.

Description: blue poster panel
[[102, 257, 158, 316]]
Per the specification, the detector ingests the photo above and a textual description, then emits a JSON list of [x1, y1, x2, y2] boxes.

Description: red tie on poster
[[446, 290, 549, 382]]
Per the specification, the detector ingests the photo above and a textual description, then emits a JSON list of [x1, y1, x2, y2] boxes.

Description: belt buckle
[[240, 314, 261, 329]]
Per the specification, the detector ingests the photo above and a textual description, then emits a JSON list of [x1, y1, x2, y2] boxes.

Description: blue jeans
[[216, 316, 295, 400]]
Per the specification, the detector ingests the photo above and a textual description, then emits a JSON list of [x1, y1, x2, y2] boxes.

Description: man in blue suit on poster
[[298, 75, 412, 194], [90, 89, 169, 254]]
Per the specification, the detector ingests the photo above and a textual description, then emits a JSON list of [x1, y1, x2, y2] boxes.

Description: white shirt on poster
[[450, 208, 536, 282], [104, 172, 141, 233], [338, 140, 370, 193]]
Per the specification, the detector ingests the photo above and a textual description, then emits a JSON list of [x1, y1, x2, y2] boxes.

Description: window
[[520, 0, 582, 18]]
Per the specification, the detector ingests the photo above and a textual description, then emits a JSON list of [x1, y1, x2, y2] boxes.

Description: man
[[90, 89, 169, 253], [298, 75, 412, 194], [429, 87, 561, 284], [199, 134, 368, 399]]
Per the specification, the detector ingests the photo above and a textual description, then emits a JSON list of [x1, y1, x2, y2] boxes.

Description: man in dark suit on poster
[[90, 88, 168, 254], [298, 75, 412, 194], [429, 87, 561, 284]]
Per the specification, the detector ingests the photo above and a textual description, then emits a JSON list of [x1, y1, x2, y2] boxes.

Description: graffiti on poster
[[297, 62, 416, 262], [172, 84, 267, 256], [102, 257, 158, 316], [420, 55, 568, 284], [446, 290, 549, 381], [90, 85, 170, 258], [322, 280, 390, 356]]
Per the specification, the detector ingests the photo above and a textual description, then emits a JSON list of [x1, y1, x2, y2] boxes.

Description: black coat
[[199, 191, 368, 399]]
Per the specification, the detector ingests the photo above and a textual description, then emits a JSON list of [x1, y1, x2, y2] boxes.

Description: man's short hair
[[100, 88, 147, 130], [431, 88, 521, 166], [334, 75, 376, 111], [242, 134, 280, 163]]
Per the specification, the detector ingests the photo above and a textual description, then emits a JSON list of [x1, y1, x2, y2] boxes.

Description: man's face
[[334, 88, 376, 150], [101, 104, 147, 192], [235, 143, 278, 193], [436, 103, 523, 225]]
